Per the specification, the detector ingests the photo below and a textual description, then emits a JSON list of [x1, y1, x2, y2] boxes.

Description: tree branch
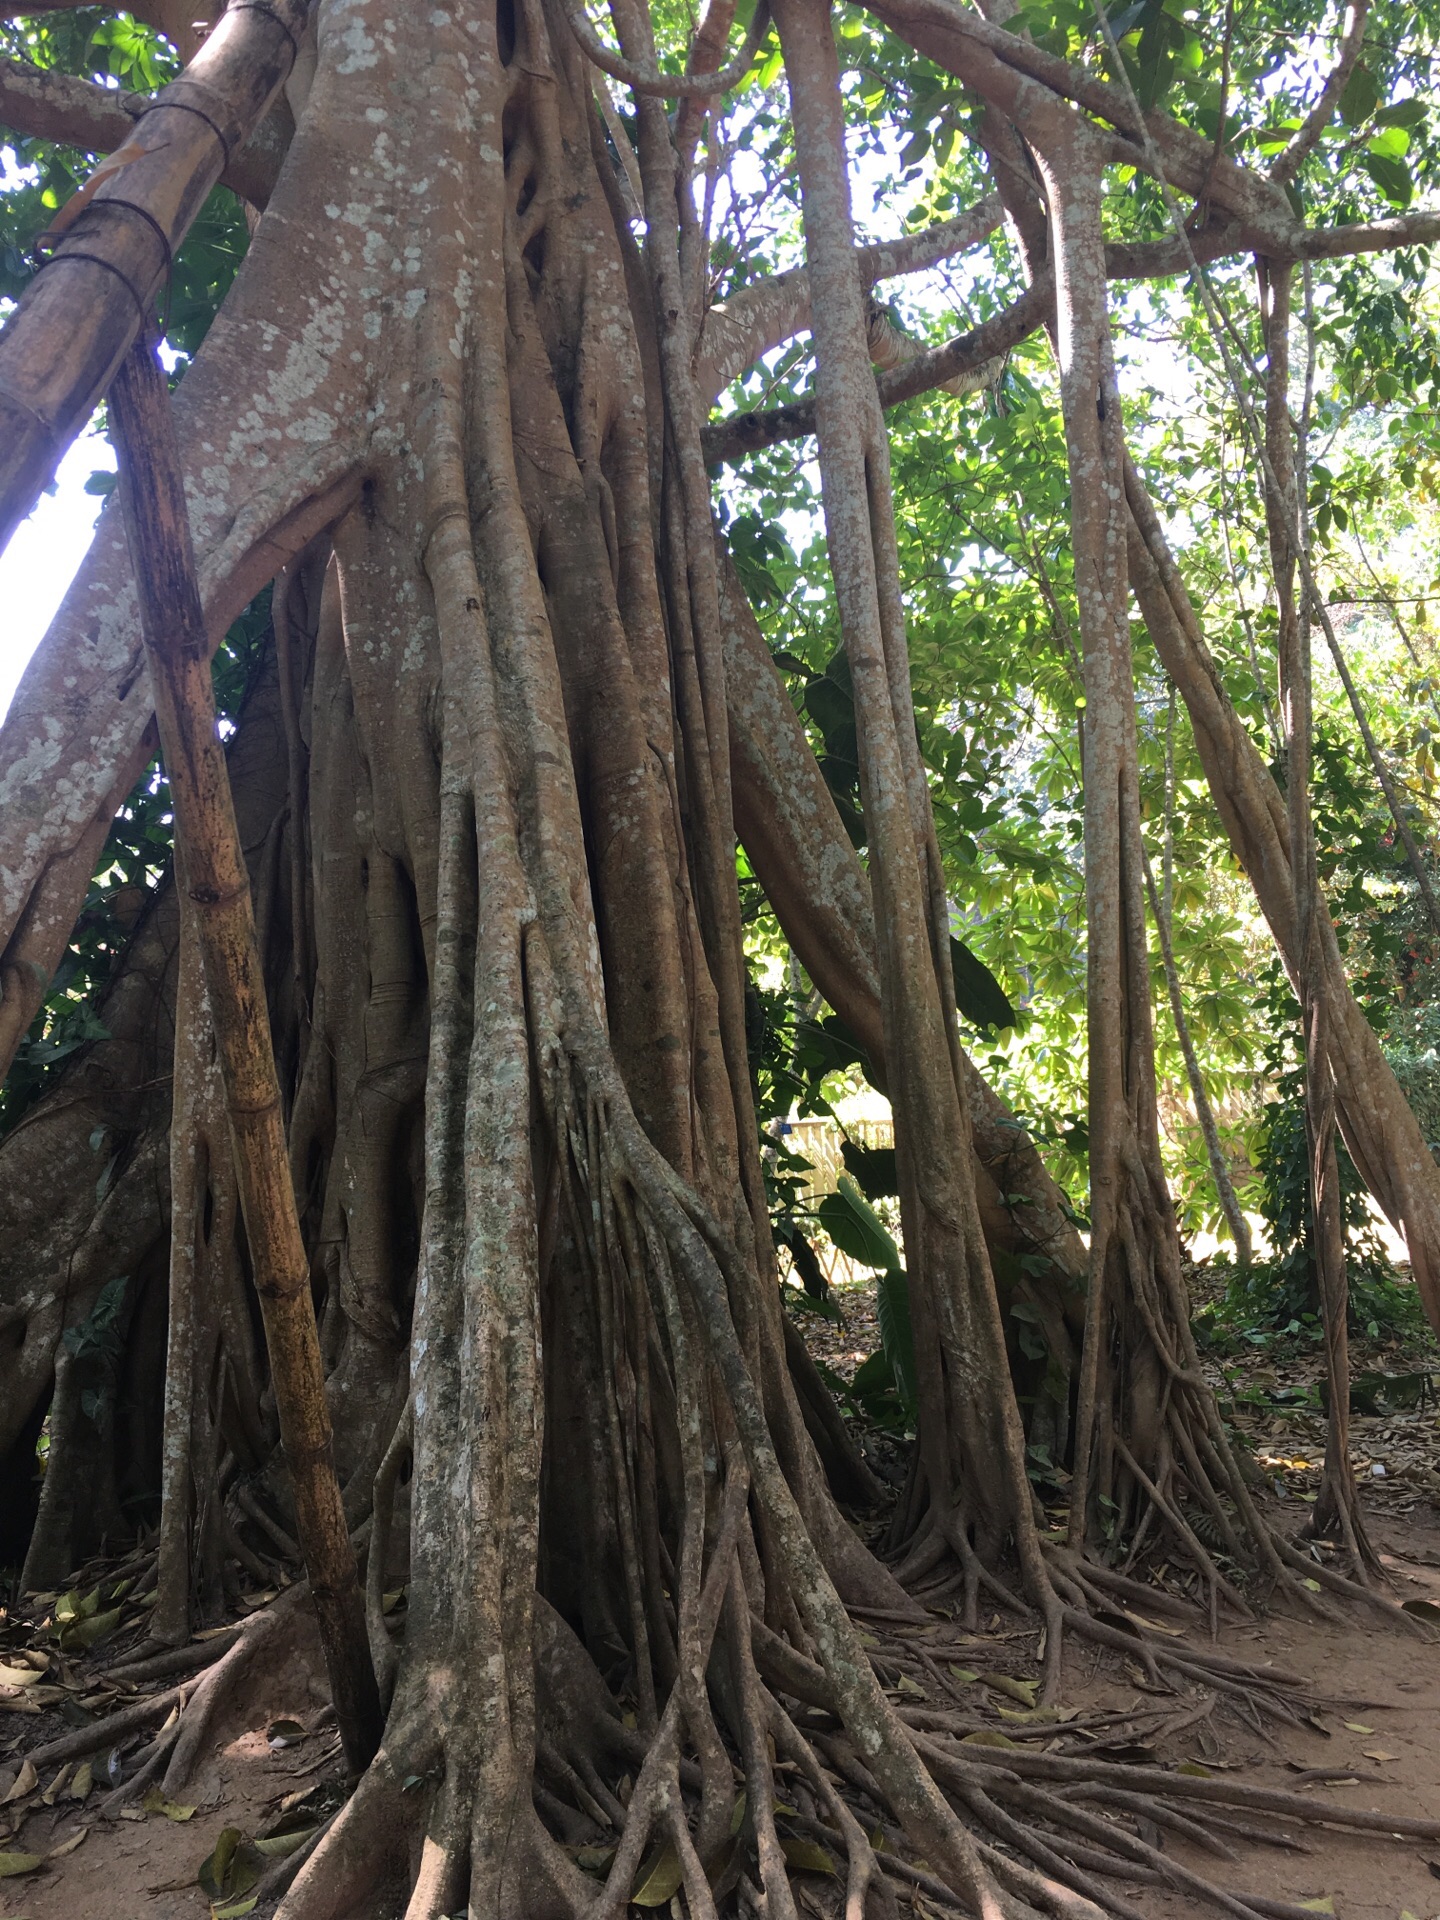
[[1299, 209, 1440, 257], [860, 0, 1299, 252], [701, 284, 1040, 462], [0, 56, 143, 153], [702, 203, 1440, 463], [1270, 0, 1369, 190], [557, 0, 770, 98], [696, 194, 1001, 403], [0, 1, 216, 60], [0, 51, 296, 207], [0, 0, 306, 552]]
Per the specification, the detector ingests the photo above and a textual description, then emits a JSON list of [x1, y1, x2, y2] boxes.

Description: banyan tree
[[0, 0, 1439, 1915]]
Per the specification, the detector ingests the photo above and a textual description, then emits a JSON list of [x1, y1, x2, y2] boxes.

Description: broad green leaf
[[67, 1605, 123, 1649], [1362, 151, 1412, 206], [816, 1178, 899, 1270], [631, 1841, 684, 1906], [780, 1833, 837, 1875], [198, 1827, 263, 1904], [0, 1850, 44, 1875], [950, 936, 1016, 1032], [1367, 125, 1410, 160], [877, 1268, 918, 1413], [841, 1137, 898, 1200], [254, 1826, 317, 1859], [1339, 62, 1379, 126]]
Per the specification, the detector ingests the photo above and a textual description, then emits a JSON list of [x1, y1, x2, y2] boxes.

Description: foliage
[[1199, 1071, 1432, 1352], [1382, 1002, 1440, 1149]]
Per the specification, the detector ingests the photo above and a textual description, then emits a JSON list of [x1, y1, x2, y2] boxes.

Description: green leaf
[[1362, 151, 1412, 207], [631, 1842, 684, 1906], [849, 1350, 896, 1398], [841, 1137, 898, 1201], [1367, 125, 1410, 160], [779, 1834, 837, 1875], [816, 1177, 900, 1270], [0, 1850, 44, 1877], [66, 1606, 123, 1650], [950, 937, 1016, 1032], [898, 127, 930, 170], [1339, 62, 1379, 127], [198, 1828, 263, 1904], [574, 1843, 617, 1876], [1376, 98, 1426, 128], [254, 1826, 317, 1860], [877, 1268, 918, 1413]]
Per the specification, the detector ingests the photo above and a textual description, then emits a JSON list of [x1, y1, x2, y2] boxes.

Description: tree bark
[[1125, 462, 1440, 1338], [110, 331, 381, 1771], [0, 0, 306, 548]]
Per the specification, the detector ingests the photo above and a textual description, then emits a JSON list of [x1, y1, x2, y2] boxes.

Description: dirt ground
[[3, 1519, 1437, 1920], [3, 1279, 1438, 1920]]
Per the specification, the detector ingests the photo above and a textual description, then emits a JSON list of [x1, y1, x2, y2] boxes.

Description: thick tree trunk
[[719, 541, 1088, 1304], [5, 4, 1440, 1914]]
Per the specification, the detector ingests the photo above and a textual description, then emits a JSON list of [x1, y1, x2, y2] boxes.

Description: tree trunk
[[3, 4, 1438, 1914], [1125, 465, 1440, 1338]]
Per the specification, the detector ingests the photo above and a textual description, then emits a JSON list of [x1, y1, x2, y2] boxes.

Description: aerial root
[[96, 1707, 184, 1817], [161, 1589, 309, 1795], [275, 1754, 417, 1920], [118, 1566, 1427, 1920]]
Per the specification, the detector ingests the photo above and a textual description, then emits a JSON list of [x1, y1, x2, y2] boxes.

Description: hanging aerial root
[[586, 1461, 751, 1920]]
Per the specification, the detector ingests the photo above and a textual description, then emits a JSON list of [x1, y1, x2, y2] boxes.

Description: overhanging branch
[[860, 0, 1300, 253], [697, 194, 1002, 403], [0, 57, 143, 153], [703, 207, 1440, 464], [1270, 0, 1369, 190], [0, 53, 292, 206]]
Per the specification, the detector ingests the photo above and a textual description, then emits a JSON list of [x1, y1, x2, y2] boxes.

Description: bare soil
[[3, 1288, 1438, 1920]]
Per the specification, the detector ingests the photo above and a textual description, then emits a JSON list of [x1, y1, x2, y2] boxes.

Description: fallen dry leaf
[[3, 1761, 37, 1805]]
